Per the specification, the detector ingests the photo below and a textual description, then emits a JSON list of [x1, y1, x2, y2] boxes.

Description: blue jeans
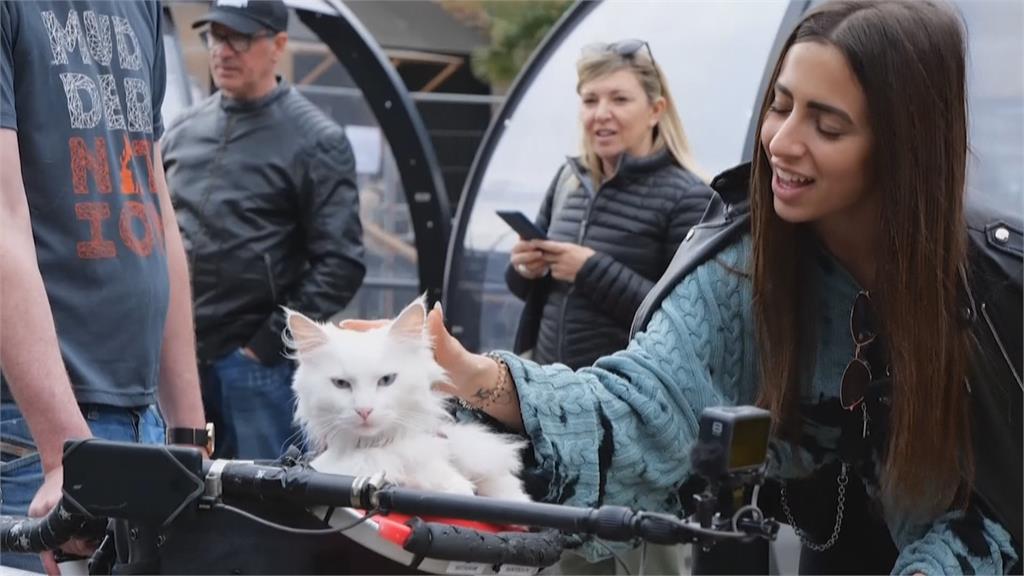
[[0, 402, 165, 572], [200, 349, 298, 460]]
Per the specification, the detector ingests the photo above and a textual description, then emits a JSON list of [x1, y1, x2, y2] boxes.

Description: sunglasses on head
[[840, 290, 876, 411], [582, 39, 657, 68]]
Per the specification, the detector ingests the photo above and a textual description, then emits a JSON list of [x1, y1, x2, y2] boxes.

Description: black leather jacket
[[634, 163, 1022, 559], [163, 81, 365, 364]]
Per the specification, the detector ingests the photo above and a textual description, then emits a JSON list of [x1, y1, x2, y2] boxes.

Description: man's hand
[[534, 240, 595, 283], [3, 129, 96, 575], [30, 467, 96, 575]]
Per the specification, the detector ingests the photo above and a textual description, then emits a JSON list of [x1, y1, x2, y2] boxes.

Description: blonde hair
[[575, 46, 707, 185]]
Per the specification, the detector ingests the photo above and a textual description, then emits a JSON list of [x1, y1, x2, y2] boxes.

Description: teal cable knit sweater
[[501, 237, 1017, 574]]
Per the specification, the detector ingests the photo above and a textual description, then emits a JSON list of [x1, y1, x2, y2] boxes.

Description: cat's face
[[286, 298, 449, 448]]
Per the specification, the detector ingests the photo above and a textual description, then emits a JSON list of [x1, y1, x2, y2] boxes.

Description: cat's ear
[[389, 295, 427, 342], [283, 308, 329, 355]]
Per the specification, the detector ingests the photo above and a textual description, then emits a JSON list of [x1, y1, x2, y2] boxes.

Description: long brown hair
[[576, 46, 707, 185], [751, 0, 972, 518]]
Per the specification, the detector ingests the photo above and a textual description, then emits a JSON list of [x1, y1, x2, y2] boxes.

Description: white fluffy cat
[[285, 298, 530, 501]]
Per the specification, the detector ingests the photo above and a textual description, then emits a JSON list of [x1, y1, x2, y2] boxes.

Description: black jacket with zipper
[[506, 149, 713, 369], [162, 80, 365, 364]]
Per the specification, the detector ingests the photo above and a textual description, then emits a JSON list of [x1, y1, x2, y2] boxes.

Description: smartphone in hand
[[496, 210, 547, 241]]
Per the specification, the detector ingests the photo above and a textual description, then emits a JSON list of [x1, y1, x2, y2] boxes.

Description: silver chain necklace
[[779, 462, 849, 552]]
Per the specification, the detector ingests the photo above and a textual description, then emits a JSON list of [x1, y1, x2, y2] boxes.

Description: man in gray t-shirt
[[0, 1, 206, 571]]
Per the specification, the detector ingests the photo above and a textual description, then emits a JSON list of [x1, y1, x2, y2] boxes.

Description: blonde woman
[[507, 40, 713, 370]]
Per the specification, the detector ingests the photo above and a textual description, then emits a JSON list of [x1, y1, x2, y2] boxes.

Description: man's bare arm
[[0, 129, 92, 473], [152, 142, 205, 431]]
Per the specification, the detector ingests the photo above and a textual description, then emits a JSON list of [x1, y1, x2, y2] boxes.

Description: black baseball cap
[[192, 0, 289, 35]]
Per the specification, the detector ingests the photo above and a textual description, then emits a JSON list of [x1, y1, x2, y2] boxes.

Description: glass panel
[[160, 23, 196, 128], [166, 8, 419, 321], [287, 16, 422, 320], [802, 0, 1024, 212], [958, 0, 1023, 212], [451, 0, 789, 352]]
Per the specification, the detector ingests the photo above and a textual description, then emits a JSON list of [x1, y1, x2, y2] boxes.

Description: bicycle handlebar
[[0, 444, 777, 568], [206, 459, 769, 546]]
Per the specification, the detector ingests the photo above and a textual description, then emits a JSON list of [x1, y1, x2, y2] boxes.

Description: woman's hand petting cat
[[333, 309, 466, 393], [340, 305, 525, 431], [339, 305, 488, 397], [424, 303, 493, 397], [533, 240, 595, 282], [425, 305, 525, 430], [337, 318, 388, 331]]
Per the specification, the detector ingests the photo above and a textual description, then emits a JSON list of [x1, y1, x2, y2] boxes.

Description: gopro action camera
[[692, 406, 772, 482]]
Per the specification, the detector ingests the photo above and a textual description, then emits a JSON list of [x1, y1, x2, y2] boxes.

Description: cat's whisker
[[306, 417, 348, 450], [279, 429, 306, 455]]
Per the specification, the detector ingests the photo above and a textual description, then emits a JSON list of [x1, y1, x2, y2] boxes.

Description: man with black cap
[[163, 0, 366, 460]]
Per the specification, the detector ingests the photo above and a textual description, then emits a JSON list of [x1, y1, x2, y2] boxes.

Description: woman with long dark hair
[[345, 1, 1021, 572]]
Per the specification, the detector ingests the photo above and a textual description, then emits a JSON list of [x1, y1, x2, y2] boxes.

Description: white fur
[[285, 298, 530, 501]]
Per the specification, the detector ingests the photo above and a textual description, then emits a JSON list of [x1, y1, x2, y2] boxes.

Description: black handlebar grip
[[591, 506, 637, 541], [214, 461, 359, 508], [0, 502, 103, 553], [0, 515, 44, 553], [635, 513, 685, 545], [402, 519, 566, 568]]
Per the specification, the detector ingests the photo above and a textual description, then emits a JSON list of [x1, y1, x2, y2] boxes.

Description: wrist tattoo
[[471, 352, 514, 409]]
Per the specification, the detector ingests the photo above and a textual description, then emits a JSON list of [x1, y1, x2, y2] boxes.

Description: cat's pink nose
[[356, 408, 373, 421]]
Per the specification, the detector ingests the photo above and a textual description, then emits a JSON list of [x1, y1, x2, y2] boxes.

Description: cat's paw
[[484, 487, 531, 502], [474, 475, 531, 502], [443, 476, 477, 497]]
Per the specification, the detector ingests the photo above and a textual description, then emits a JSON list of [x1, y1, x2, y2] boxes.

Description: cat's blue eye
[[331, 378, 351, 389], [377, 373, 397, 387]]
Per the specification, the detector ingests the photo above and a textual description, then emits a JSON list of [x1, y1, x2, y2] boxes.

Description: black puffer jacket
[[506, 149, 713, 369]]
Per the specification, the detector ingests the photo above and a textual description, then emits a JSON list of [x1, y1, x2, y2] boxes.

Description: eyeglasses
[[582, 39, 658, 69], [199, 28, 271, 53], [840, 291, 876, 411]]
